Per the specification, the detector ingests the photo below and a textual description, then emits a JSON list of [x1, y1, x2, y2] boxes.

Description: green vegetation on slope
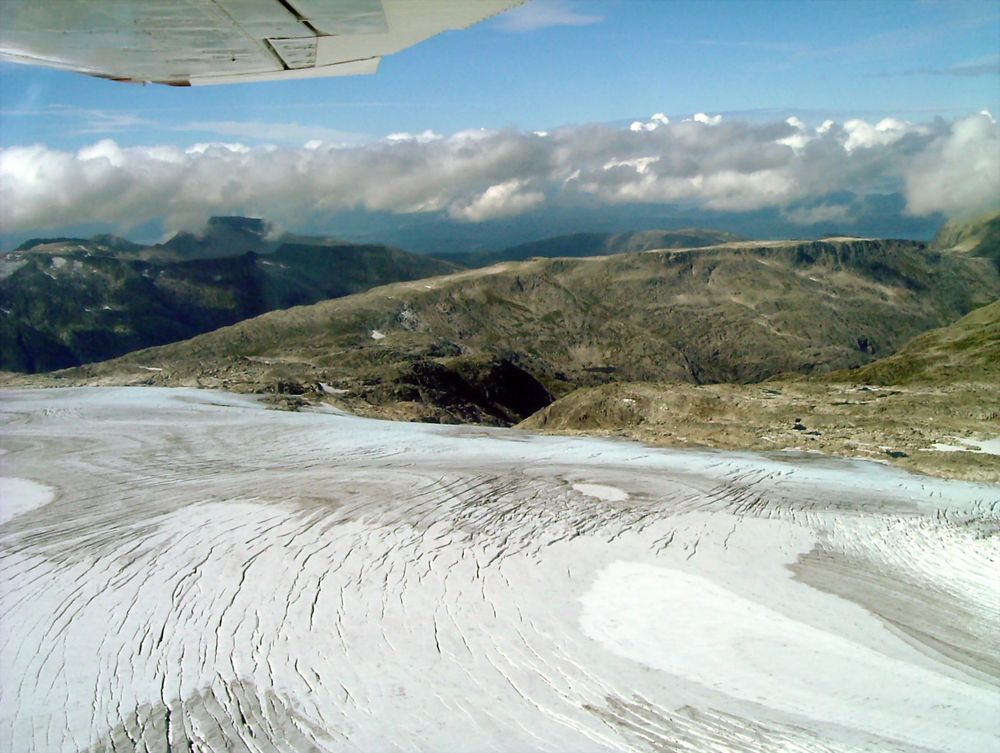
[[520, 298, 1000, 482], [25, 238, 999, 427], [932, 210, 1000, 260], [0, 238, 456, 372], [831, 298, 1000, 384]]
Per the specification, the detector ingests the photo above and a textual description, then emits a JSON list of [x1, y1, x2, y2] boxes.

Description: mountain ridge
[[520, 297, 1000, 481], [20, 237, 999, 427], [0, 238, 457, 372], [932, 210, 1000, 260], [437, 228, 746, 267]]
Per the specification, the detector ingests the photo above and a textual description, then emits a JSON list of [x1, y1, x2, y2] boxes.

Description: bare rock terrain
[[521, 380, 1000, 482], [522, 300, 1000, 482], [8, 238, 997, 424], [0, 219, 457, 372]]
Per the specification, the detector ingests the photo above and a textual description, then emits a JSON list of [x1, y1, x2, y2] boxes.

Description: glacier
[[1, 387, 997, 753]]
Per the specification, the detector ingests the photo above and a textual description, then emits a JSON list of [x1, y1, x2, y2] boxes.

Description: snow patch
[[572, 483, 628, 502], [927, 437, 1000, 456], [580, 561, 994, 746], [0, 477, 55, 525]]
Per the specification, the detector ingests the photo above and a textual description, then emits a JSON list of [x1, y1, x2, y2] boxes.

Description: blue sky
[[1, 0, 997, 245], [1, 0, 997, 149]]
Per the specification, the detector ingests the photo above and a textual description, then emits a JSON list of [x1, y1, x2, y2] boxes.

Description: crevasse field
[[1, 388, 998, 753]]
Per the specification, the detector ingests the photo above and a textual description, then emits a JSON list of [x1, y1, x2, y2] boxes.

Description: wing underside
[[0, 0, 524, 85]]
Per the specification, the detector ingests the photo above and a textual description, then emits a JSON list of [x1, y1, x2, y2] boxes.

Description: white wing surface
[[0, 0, 524, 85]]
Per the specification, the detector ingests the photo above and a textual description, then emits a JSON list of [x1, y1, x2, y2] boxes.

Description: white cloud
[[783, 204, 855, 226], [0, 104, 370, 146], [2, 112, 997, 236], [778, 117, 810, 151], [185, 142, 251, 155], [178, 120, 369, 146], [688, 113, 723, 126], [903, 112, 1000, 218], [841, 117, 930, 152], [385, 130, 442, 144], [77, 139, 127, 167], [449, 180, 545, 221], [879, 55, 1000, 78], [493, 0, 603, 32], [630, 113, 670, 132]]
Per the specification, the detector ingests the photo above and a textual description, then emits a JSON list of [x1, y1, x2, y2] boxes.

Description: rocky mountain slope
[[1, 229, 456, 372], [828, 298, 1000, 385], [26, 237, 1000, 426], [4, 222, 741, 374], [933, 210, 1000, 260], [521, 299, 1000, 481], [11, 216, 280, 263], [439, 228, 745, 267]]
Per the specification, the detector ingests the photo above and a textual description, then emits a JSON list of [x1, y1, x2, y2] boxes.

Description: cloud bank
[[2, 112, 997, 236]]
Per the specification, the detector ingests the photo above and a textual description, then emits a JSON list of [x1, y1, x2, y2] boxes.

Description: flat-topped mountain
[[157, 216, 279, 259], [39, 237, 1000, 424], [439, 228, 745, 267]]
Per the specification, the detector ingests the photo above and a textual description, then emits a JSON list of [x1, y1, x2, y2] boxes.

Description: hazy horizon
[[1, 0, 997, 248]]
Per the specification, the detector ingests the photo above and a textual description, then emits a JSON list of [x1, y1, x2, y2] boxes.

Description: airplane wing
[[0, 0, 525, 85]]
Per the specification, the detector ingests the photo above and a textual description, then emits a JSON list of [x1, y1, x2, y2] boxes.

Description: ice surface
[[0, 387, 997, 753], [0, 478, 54, 525], [572, 483, 628, 502]]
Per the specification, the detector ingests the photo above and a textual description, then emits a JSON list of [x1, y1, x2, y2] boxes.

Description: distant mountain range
[[0, 219, 756, 373], [256, 192, 946, 256], [0, 218, 456, 372], [5, 211, 998, 480], [437, 228, 745, 267], [28, 232, 999, 426]]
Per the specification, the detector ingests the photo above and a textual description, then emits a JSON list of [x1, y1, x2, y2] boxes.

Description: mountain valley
[[1, 218, 456, 371], [4, 6, 999, 752], [4, 216, 999, 478], [522, 300, 1000, 481]]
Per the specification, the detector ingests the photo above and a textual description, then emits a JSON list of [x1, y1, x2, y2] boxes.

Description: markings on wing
[[0, 0, 526, 85]]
